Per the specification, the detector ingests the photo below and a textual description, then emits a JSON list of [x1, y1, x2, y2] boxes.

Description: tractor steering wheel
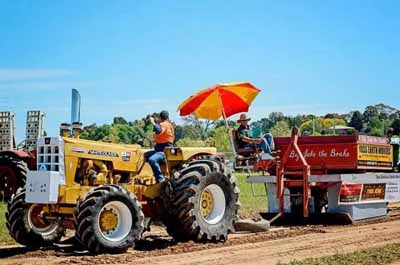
[[141, 136, 154, 149]]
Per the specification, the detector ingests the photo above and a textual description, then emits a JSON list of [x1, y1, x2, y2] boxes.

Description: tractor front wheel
[[75, 185, 144, 254], [6, 189, 65, 248]]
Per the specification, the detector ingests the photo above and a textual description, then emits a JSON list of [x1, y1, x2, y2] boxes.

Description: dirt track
[[1, 216, 400, 265]]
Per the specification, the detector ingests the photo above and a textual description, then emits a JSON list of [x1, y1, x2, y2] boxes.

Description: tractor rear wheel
[[75, 185, 145, 254], [0, 154, 27, 200], [162, 158, 240, 242], [6, 189, 65, 247]]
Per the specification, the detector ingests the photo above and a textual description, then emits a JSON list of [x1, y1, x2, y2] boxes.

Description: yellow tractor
[[5, 115, 239, 254]]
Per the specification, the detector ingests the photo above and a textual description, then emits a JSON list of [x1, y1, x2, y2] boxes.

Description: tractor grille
[[37, 137, 65, 177]]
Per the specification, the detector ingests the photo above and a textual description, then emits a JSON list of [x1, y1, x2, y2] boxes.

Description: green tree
[[390, 111, 400, 120], [251, 118, 273, 133], [391, 119, 400, 136], [270, 120, 291, 137], [208, 126, 231, 152], [324, 113, 339, 119], [300, 118, 346, 135], [269, 112, 285, 125], [175, 137, 207, 147], [369, 117, 385, 136], [113, 117, 128, 125], [79, 104, 400, 145], [287, 115, 306, 128], [175, 124, 202, 142], [363, 105, 379, 123], [94, 124, 112, 141], [214, 120, 236, 129], [181, 115, 214, 140], [348, 111, 364, 131], [80, 123, 97, 140]]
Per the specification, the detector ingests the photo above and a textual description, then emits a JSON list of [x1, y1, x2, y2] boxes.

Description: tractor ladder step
[[283, 179, 306, 187], [283, 170, 305, 176]]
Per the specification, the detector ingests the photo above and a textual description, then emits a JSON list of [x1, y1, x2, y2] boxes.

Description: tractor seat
[[230, 129, 258, 157], [237, 147, 258, 158]]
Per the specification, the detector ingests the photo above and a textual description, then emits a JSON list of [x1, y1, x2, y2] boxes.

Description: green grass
[[235, 173, 268, 217], [280, 243, 400, 265], [0, 202, 14, 244]]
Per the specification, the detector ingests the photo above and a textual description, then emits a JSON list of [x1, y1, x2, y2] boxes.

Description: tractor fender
[[188, 152, 226, 165], [0, 150, 36, 170], [1, 150, 32, 159]]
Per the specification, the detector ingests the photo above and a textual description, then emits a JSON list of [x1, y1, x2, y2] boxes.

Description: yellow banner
[[358, 144, 393, 163]]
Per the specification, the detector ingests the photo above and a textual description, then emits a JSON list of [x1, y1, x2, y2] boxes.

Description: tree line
[[80, 103, 400, 152]]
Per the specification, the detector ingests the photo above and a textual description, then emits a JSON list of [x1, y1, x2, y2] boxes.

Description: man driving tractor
[[236, 113, 275, 155], [145, 110, 175, 183]]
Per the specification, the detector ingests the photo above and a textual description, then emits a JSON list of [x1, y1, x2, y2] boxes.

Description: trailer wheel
[[5, 189, 65, 247], [75, 185, 144, 254], [0, 154, 27, 200], [162, 158, 240, 242]]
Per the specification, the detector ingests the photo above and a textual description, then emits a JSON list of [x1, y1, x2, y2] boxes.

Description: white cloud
[[0, 69, 72, 82]]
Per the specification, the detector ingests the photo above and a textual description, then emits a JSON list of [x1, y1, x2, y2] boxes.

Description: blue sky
[[1, 0, 399, 141]]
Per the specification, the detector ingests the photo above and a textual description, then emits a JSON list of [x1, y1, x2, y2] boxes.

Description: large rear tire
[[5, 189, 65, 247], [0, 154, 27, 200], [75, 185, 145, 254], [162, 158, 240, 242]]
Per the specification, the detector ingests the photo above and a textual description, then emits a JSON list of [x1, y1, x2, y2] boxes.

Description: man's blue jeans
[[144, 150, 165, 183], [241, 133, 275, 154], [259, 133, 275, 154]]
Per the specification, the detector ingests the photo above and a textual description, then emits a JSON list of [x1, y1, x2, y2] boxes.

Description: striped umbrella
[[178, 82, 261, 156], [178, 82, 260, 121]]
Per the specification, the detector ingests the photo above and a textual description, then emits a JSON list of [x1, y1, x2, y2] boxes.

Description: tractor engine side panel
[[63, 139, 145, 173]]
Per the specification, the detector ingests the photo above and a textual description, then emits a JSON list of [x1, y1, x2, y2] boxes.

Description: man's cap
[[160, 110, 169, 119], [237, 113, 251, 123]]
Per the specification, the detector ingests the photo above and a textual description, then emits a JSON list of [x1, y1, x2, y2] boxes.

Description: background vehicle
[[0, 111, 44, 200]]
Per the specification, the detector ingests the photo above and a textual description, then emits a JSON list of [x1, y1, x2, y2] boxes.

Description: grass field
[[0, 173, 267, 245], [235, 173, 268, 217], [281, 243, 400, 265], [0, 202, 13, 244]]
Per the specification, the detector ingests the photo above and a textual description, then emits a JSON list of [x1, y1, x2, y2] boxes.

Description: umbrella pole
[[219, 99, 237, 158]]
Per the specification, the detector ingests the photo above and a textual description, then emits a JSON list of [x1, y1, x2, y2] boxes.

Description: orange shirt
[[155, 120, 175, 144]]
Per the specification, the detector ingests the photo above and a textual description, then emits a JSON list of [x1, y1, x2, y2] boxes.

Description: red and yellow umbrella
[[178, 82, 260, 120]]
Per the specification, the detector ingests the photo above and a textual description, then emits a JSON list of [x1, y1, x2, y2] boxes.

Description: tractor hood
[[62, 137, 146, 173]]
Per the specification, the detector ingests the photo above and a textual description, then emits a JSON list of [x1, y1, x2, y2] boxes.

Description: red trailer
[[274, 133, 392, 173], [246, 128, 400, 223]]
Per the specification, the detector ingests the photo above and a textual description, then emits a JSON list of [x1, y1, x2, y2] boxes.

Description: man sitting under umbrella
[[236, 113, 274, 157]]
